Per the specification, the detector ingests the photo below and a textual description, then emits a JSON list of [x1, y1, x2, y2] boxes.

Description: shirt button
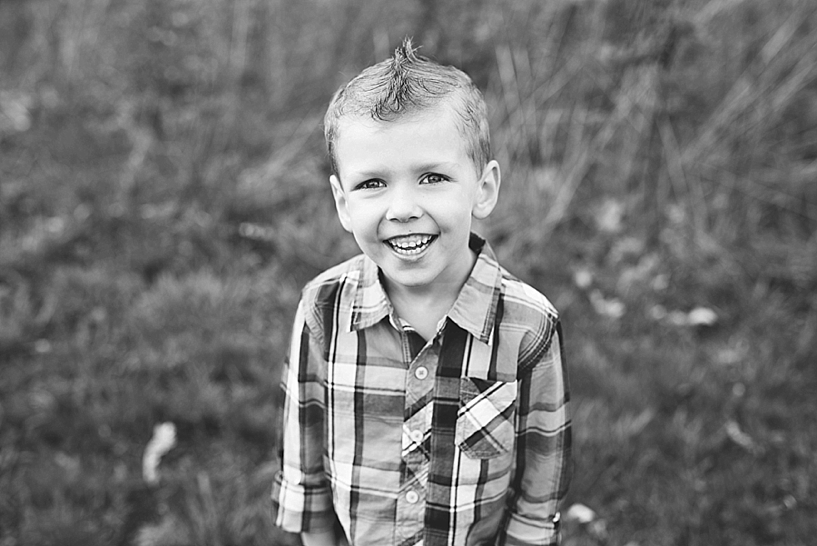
[[410, 430, 424, 444], [414, 366, 429, 380], [405, 490, 420, 504]]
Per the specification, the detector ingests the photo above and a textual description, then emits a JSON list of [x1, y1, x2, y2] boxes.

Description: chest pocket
[[455, 378, 517, 459]]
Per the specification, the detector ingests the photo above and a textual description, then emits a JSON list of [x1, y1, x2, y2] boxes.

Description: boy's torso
[[299, 235, 560, 546]]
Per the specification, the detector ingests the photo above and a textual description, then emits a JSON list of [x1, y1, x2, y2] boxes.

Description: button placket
[[397, 338, 438, 544], [395, 484, 425, 543]]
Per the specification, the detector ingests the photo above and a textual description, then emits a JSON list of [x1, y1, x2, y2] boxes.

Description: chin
[[380, 268, 437, 290]]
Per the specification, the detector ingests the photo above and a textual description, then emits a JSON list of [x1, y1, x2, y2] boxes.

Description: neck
[[388, 288, 455, 341], [382, 249, 478, 340]]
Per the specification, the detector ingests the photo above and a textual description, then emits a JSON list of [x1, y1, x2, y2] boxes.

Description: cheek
[[432, 201, 473, 226], [347, 203, 382, 231]]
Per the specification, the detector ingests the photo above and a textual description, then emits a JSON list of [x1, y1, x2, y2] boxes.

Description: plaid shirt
[[271, 235, 571, 546]]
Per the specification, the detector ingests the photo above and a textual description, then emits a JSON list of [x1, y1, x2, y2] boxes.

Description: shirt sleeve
[[271, 298, 336, 533], [500, 321, 572, 546]]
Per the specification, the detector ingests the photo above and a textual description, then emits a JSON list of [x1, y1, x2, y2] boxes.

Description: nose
[[385, 185, 422, 222]]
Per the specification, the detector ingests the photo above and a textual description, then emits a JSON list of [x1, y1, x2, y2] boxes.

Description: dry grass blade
[[685, 4, 817, 165], [693, 0, 749, 25], [509, 63, 659, 250], [700, 162, 817, 223], [659, 118, 708, 229], [228, 0, 252, 84]]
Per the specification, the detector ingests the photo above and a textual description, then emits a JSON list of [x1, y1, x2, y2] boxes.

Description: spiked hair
[[324, 37, 491, 175]]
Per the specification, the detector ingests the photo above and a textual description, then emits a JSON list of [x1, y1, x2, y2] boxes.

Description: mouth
[[385, 234, 437, 256]]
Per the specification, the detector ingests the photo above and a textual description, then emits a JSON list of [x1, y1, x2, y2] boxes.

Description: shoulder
[[300, 254, 366, 308], [497, 266, 559, 325], [496, 267, 561, 372], [296, 254, 366, 337]]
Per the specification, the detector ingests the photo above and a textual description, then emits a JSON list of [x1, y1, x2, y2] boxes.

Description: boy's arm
[[271, 299, 337, 537], [501, 322, 572, 546]]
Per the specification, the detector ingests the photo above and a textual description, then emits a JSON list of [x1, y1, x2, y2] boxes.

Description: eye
[[355, 179, 385, 190], [421, 173, 448, 184]]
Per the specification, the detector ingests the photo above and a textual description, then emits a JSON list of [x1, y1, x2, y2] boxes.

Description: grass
[[1, 0, 816, 544]]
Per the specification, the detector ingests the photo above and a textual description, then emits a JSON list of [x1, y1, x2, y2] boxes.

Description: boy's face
[[329, 106, 500, 295]]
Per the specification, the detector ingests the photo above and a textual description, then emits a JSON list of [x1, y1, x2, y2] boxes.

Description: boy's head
[[324, 37, 491, 176], [324, 39, 501, 297]]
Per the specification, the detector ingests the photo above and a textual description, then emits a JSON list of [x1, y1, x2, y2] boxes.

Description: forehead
[[334, 106, 469, 167]]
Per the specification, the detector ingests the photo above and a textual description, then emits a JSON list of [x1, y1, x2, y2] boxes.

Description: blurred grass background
[[1, 0, 816, 544]]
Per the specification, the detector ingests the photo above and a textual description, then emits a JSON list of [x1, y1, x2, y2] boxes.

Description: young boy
[[271, 39, 571, 546]]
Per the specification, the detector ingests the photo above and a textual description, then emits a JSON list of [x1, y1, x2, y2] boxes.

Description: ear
[[472, 160, 501, 220], [330, 175, 353, 232]]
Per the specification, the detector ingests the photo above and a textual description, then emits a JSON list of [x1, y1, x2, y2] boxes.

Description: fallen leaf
[[142, 422, 177, 485], [565, 503, 596, 524], [687, 307, 718, 326], [589, 290, 625, 319]]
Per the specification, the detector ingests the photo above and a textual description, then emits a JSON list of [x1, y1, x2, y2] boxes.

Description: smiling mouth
[[385, 234, 436, 255]]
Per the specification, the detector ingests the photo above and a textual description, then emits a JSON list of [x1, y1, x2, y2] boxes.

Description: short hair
[[324, 37, 491, 176]]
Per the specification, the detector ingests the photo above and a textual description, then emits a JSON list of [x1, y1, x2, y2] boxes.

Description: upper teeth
[[389, 234, 433, 250]]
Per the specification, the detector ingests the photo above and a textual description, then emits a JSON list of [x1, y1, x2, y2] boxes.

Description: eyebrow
[[415, 162, 460, 173]]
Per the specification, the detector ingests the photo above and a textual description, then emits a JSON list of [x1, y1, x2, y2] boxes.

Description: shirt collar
[[447, 234, 503, 344], [348, 256, 392, 332], [348, 233, 503, 345]]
